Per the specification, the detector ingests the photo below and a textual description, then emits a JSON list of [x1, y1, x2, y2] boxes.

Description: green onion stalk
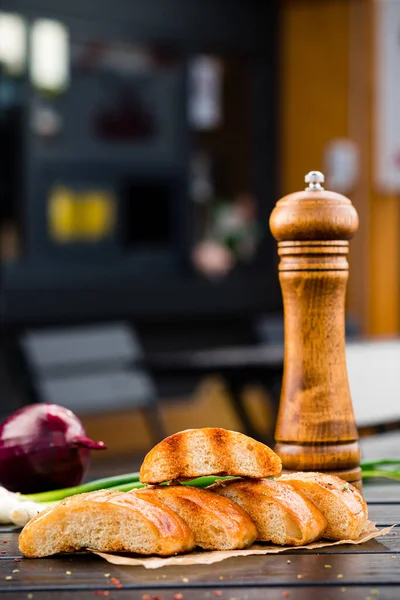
[[4, 459, 400, 527], [2, 474, 235, 527]]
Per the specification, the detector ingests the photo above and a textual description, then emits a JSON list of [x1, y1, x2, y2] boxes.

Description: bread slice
[[211, 478, 327, 546], [277, 472, 368, 540], [136, 485, 257, 550], [139, 428, 282, 484], [19, 490, 195, 558]]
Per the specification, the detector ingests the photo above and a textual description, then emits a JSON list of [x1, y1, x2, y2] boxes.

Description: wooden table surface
[[1, 484, 399, 600]]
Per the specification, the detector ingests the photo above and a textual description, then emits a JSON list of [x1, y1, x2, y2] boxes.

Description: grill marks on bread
[[136, 485, 257, 550], [18, 490, 195, 558], [139, 428, 282, 484], [211, 479, 327, 546], [277, 472, 368, 540]]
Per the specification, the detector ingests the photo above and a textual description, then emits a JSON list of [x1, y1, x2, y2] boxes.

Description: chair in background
[[16, 322, 166, 444]]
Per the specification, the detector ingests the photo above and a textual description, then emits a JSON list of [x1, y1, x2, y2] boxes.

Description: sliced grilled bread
[[277, 472, 368, 540], [19, 490, 195, 558], [136, 485, 257, 550], [211, 478, 327, 546], [139, 428, 282, 484]]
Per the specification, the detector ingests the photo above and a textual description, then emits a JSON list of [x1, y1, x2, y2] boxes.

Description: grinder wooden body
[[270, 173, 362, 489]]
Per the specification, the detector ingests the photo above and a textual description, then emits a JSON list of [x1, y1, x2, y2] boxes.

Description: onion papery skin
[[0, 403, 106, 493]]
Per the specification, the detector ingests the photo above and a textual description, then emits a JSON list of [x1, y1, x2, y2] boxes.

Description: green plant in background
[[360, 459, 400, 482]]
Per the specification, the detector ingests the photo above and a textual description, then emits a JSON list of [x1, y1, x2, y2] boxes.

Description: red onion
[[0, 404, 106, 493]]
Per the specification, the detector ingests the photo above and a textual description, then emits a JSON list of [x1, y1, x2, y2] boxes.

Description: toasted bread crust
[[136, 485, 257, 550], [211, 478, 327, 546], [19, 490, 195, 558], [277, 472, 368, 540], [139, 428, 282, 484]]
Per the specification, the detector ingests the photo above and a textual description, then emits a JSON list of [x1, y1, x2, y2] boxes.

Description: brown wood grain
[[270, 187, 361, 483]]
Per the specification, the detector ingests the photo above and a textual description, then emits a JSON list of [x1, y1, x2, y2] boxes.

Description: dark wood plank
[[1, 587, 400, 599], [1, 527, 400, 560], [0, 552, 399, 592]]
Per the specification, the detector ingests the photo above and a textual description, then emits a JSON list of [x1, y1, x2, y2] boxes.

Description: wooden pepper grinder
[[270, 171, 362, 489]]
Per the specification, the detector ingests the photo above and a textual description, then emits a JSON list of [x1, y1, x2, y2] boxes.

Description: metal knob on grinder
[[269, 171, 362, 490]]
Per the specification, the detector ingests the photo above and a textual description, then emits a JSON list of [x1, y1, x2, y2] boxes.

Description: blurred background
[[1, 0, 399, 469]]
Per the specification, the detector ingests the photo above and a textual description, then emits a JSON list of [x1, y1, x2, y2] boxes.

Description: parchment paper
[[92, 521, 395, 569]]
